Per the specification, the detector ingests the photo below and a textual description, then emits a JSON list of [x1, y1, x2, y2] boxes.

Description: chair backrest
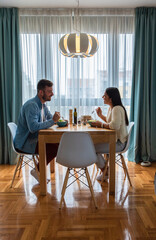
[[56, 132, 97, 168], [120, 121, 134, 154], [7, 122, 17, 153]]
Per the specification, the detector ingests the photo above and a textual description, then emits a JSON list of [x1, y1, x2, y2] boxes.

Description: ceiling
[[0, 0, 156, 8]]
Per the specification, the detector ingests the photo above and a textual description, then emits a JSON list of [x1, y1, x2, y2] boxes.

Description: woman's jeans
[[95, 140, 127, 169]]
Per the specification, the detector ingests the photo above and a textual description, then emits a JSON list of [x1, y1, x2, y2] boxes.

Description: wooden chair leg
[[74, 169, 81, 190], [119, 154, 127, 179], [50, 158, 55, 173], [91, 164, 100, 185], [59, 168, 70, 209], [32, 156, 40, 179], [120, 154, 132, 187], [85, 167, 97, 209], [18, 156, 24, 177], [10, 155, 22, 188], [92, 163, 99, 176], [100, 154, 109, 185]]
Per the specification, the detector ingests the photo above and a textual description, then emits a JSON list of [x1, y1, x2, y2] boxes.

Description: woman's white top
[[106, 106, 128, 143]]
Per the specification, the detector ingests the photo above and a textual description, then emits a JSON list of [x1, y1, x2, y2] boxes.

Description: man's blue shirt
[[14, 95, 55, 153]]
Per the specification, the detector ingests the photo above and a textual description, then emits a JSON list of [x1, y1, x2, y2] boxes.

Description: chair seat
[[56, 132, 98, 209], [99, 122, 134, 186], [8, 122, 39, 187]]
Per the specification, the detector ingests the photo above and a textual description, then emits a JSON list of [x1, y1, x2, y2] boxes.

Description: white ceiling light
[[59, 0, 99, 58], [59, 33, 99, 58]]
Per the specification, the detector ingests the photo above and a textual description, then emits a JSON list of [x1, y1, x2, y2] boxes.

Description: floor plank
[[0, 160, 156, 240]]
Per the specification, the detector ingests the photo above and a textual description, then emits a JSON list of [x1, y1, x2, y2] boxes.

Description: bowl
[[57, 120, 67, 127], [87, 120, 96, 126]]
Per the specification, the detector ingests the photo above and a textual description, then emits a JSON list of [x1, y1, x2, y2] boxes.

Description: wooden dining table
[[38, 124, 116, 196]]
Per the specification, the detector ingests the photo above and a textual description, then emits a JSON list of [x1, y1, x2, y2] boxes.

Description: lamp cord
[[76, 0, 80, 8], [71, 0, 80, 33]]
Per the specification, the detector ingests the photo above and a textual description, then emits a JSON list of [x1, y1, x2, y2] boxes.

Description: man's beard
[[42, 93, 51, 101]]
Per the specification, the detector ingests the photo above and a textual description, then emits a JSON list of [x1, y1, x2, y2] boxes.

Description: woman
[[91, 87, 129, 181]]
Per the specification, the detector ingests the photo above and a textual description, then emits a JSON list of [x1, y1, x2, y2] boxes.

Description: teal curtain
[[0, 8, 22, 164], [128, 7, 156, 163]]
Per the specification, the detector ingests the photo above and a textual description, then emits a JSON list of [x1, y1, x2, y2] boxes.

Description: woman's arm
[[91, 107, 122, 129], [103, 122, 110, 129], [96, 107, 107, 122], [90, 121, 110, 128], [109, 107, 122, 130]]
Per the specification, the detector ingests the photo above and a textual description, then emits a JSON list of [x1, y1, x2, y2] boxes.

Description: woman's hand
[[96, 107, 102, 118], [90, 121, 102, 128]]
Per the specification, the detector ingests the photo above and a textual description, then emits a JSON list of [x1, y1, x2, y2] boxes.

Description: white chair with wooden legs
[[56, 132, 98, 209], [92, 162, 100, 180], [101, 122, 134, 186], [8, 122, 39, 187]]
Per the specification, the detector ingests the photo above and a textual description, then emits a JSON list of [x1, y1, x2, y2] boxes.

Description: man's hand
[[53, 112, 60, 123], [96, 107, 102, 118], [90, 120, 102, 128], [64, 120, 68, 126]]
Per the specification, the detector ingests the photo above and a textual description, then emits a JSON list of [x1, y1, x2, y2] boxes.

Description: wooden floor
[[0, 160, 156, 240]]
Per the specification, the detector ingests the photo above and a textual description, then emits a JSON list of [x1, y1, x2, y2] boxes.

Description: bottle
[[74, 108, 77, 124]]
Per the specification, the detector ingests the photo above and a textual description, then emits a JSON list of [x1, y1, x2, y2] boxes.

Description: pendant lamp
[[59, 33, 99, 58], [59, 0, 99, 58]]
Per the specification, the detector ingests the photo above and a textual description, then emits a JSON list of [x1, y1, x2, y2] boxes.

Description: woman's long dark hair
[[106, 87, 129, 126]]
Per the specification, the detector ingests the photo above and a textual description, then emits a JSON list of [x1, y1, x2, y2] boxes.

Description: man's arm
[[25, 103, 55, 133], [45, 105, 53, 120]]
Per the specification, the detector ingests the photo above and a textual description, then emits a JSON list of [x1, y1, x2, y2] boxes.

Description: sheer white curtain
[[19, 8, 134, 120]]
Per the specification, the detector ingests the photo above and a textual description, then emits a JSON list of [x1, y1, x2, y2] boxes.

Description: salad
[[58, 119, 66, 122]]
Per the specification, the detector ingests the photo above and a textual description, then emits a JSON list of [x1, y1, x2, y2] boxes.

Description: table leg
[[39, 135, 47, 196], [109, 134, 116, 195]]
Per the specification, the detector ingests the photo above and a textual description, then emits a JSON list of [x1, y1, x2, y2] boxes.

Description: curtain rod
[[19, 8, 135, 17]]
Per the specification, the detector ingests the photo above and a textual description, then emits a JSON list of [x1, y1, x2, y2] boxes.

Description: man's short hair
[[37, 79, 53, 92]]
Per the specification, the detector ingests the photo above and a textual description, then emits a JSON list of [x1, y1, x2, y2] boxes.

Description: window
[[20, 10, 134, 119]]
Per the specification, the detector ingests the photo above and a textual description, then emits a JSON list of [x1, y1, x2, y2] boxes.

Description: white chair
[[101, 122, 134, 186], [8, 122, 39, 187], [56, 132, 98, 209]]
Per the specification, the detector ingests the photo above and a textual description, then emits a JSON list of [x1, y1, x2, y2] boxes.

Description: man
[[14, 79, 60, 182]]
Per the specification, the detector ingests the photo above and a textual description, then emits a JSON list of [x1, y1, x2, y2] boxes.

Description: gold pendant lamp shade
[[59, 33, 99, 58]]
